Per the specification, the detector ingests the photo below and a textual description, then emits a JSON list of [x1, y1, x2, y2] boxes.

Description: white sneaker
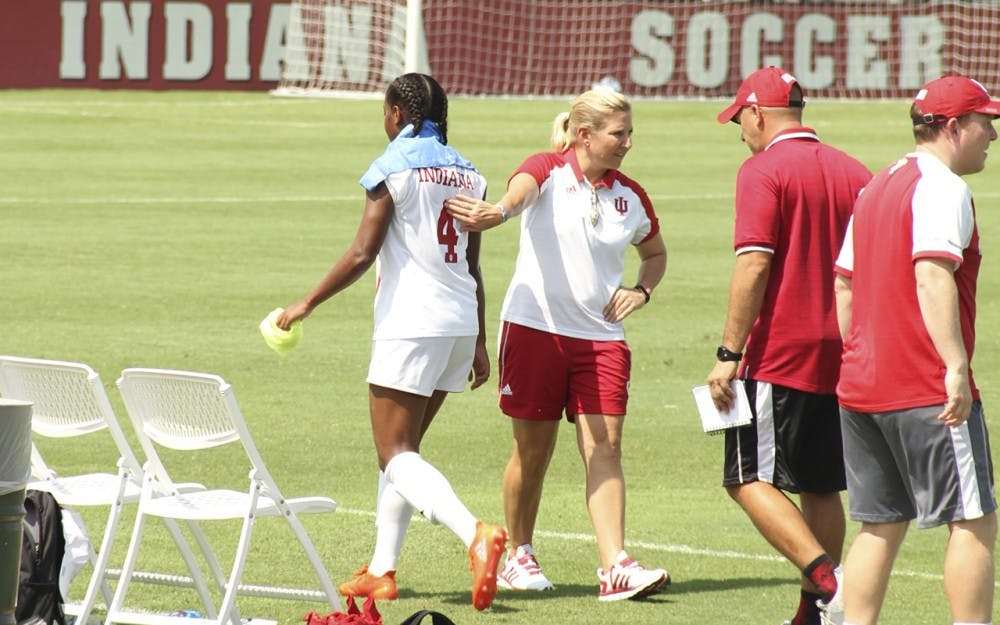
[[816, 565, 844, 625], [597, 553, 668, 602], [498, 544, 554, 591]]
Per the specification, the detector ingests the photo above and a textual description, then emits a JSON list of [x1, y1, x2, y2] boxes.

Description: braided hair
[[385, 73, 449, 144]]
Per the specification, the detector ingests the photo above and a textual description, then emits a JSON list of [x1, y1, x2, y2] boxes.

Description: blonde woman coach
[[447, 87, 669, 601]]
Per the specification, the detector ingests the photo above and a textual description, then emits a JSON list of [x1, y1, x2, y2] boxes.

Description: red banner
[[2, 1, 998, 97], [423, 1, 1000, 97], [0, 0, 289, 90]]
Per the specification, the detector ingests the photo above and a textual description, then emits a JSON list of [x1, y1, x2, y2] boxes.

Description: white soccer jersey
[[374, 165, 488, 340], [500, 151, 659, 341]]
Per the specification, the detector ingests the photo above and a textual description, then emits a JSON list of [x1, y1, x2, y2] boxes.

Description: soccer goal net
[[272, 0, 1000, 99]]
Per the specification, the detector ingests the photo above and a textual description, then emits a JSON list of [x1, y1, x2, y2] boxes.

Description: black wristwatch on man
[[716, 345, 743, 362]]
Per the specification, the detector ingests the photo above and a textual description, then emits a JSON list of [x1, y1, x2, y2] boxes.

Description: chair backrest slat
[[0, 358, 108, 437], [119, 371, 239, 451], [0, 355, 142, 476], [118, 367, 281, 500]]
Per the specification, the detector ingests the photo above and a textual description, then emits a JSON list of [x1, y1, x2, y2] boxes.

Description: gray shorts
[[840, 401, 996, 528]]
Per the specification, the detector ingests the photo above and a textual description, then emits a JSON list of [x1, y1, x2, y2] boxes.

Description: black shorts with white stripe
[[722, 379, 846, 494]]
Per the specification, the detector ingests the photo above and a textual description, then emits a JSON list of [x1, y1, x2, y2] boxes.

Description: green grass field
[[2, 90, 999, 625]]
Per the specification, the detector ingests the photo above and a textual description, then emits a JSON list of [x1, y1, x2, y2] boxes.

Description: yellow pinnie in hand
[[259, 308, 303, 356]]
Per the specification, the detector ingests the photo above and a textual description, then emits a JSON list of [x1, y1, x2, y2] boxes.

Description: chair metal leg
[[74, 471, 130, 625], [161, 519, 218, 619], [282, 510, 341, 612], [213, 483, 260, 625], [104, 506, 149, 625]]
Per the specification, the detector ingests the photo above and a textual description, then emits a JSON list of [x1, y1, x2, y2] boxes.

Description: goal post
[[272, 0, 1000, 100], [404, 0, 423, 80]]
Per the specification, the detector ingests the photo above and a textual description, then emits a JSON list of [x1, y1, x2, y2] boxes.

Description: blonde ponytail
[[550, 112, 573, 151]]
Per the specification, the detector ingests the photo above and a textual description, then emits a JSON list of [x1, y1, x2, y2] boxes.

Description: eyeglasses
[[590, 186, 600, 227]]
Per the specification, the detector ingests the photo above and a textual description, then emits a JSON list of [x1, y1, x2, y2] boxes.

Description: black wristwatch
[[716, 345, 743, 362]]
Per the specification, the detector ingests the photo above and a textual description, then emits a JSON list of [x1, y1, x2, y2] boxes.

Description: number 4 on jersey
[[437, 204, 459, 263]]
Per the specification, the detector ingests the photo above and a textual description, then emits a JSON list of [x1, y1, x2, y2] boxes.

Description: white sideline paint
[[2, 193, 723, 205], [1, 99, 315, 108], [337, 506, 963, 585], [6, 192, 1000, 207], [0, 196, 347, 205], [0, 104, 327, 129]]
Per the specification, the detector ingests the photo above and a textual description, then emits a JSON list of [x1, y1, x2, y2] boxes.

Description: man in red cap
[[707, 66, 871, 625], [834, 75, 999, 625]]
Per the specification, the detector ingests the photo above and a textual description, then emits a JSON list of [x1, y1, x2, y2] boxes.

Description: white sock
[[368, 471, 413, 576], [384, 451, 478, 547]]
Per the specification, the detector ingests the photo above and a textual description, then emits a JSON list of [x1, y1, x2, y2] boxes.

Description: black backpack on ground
[[398, 611, 456, 625], [16, 489, 67, 625]]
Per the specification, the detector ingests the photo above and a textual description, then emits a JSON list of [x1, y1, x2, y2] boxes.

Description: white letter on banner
[[846, 14, 889, 89], [741, 12, 783, 77], [320, 4, 372, 83], [99, 1, 151, 80], [794, 13, 834, 89], [226, 3, 252, 81], [898, 16, 942, 90], [629, 10, 675, 88], [686, 11, 729, 88], [380, 3, 405, 83], [260, 3, 289, 81], [163, 2, 213, 80], [60, 1, 87, 79]]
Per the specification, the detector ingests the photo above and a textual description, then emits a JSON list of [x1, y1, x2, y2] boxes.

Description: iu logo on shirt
[[614, 197, 629, 216]]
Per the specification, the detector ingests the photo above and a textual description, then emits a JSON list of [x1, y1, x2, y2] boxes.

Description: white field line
[[0, 104, 327, 128], [336, 506, 959, 584], [0, 195, 357, 205], [0, 99, 312, 108], [6, 192, 1000, 206]]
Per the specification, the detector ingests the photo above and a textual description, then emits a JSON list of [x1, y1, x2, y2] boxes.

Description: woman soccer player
[[276, 72, 507, 611]]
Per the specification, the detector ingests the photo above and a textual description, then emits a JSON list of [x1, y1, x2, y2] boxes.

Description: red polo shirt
[[734, 128, 872, 394]]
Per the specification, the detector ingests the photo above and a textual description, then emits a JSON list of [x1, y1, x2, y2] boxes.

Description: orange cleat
[[468, 522, 508, 610], [337, 564, 398, 600]]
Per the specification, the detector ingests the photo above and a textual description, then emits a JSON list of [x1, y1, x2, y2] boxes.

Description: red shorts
[[497, 321, 630, 421]]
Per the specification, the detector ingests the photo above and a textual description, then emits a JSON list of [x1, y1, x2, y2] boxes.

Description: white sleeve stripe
[[736, 245, 774, 256]]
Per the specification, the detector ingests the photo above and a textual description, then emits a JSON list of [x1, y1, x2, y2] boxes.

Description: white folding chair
[[0, 356, 145, 625], [112, 368, 340, 625]]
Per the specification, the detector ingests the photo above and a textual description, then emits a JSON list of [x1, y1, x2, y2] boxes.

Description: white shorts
[[367, 336, 477, 397]]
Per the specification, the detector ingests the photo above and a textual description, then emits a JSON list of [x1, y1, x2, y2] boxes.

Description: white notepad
[[692, 380, 753, 435]]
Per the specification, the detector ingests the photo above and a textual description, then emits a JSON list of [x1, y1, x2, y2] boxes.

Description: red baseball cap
[[912, 75, 1000, 125], [717, 66, 803, 124]]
